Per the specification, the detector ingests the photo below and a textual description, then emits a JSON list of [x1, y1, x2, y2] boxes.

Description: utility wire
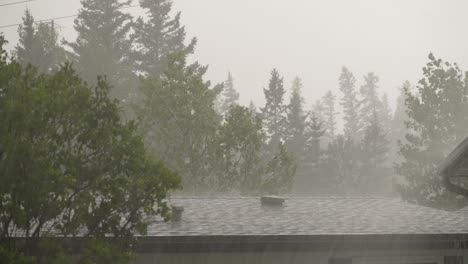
[[0, 4, 139, 29], [0, 0, 35, 7]]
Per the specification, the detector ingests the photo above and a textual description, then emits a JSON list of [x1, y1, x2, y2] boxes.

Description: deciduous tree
[[396, 53, 468, 208], [0, 39, 179, 263]]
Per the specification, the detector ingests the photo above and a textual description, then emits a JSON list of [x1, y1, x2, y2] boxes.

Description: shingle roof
[[147, 197, 468, 237]]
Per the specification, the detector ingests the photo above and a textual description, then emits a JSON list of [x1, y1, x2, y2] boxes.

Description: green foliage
[[321, 136, 360, 193], [137, 53, 222, 192], [261, 69, 287, 148], [262, 143, 296, 195], [361, 114, 390, 169], [132, 0, 196, 77], [396, 53, 468, 208], [14, 10, 36, 65], [392, 81, 411, 148], [217, 72, 240, 117], [216, 105, 264, 194], [359, 72, 380, 125], [359, 113, 390, 191], [14, 10, 68, 73], [305, 111, 325, 164], [339, 66, 361, 141], [67, 0, 135, 101], [0, 245, 35, 264], [80, 239, 134, 264], [0, 44, 179, 263], [322, 90, 338, 140], [285, 77, 308, 160], [0, 34, 7, 65], [137, 61, 298, 195]]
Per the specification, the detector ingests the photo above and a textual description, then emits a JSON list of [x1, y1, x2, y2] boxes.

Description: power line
[[0, 14, 76, 29], [0, 0, 35, 7], [0, 4, 139, 29]]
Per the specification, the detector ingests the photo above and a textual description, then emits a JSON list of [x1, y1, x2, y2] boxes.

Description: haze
[[1, 0, 468, 113]]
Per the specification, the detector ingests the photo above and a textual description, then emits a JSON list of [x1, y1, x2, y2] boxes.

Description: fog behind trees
[[3, 1, 468, 262], [1, 0, 468, 205], [2, 0, 468, 110]]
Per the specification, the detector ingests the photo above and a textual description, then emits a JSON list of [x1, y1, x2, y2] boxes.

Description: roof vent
[[260, 196, 285, 207], [171, 205, 184, 222]]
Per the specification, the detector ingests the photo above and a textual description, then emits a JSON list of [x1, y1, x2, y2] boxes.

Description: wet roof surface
[[147, 197, 468, 236]]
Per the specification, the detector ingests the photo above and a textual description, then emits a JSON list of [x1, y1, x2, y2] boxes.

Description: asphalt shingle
[[146, 197, 468, 236]]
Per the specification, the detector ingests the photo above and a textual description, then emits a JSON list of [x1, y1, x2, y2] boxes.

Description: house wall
[[133, 248, 468, 264]]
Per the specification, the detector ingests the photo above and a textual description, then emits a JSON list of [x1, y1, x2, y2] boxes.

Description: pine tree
[[312, 99, 325, 123], [262, 142, 296, 195], [261, 69, 287, 148], [248, 100, 257, 115], [137, 53, 222, 192], [396, 53, 468, 208], [34, 21, 69, 73], [339, 66, 360, 141], [285, 77, 308, 160], [322, 135, 359, 194], [306, 111, 325, 164], [360, 113, 390, 170], [67, 0, 134, 101], [15, 10, 67, 73], [322, 90, 338, 140], [356, 112, 390, 194], [359, 72, 380, 125], [15, 10, 37, 66], [132, 0, 196, 77], [377, 93, 393, 137], [219, 72, 240, 116], [392, 81, 411, 145], [217, 105, 264, 194]]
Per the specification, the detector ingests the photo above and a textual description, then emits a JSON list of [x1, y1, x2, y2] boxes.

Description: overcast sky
[[1, 0, 468, 115]]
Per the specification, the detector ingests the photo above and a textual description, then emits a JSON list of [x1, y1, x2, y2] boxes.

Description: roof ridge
[[168, 196, 401, 200]]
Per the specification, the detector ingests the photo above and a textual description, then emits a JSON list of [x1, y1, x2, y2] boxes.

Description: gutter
[[137, 233, 468, 253]]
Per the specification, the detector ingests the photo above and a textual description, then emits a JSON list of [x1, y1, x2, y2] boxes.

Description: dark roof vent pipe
[[260, 196, 285, 207], [171, 205, 184, 222]]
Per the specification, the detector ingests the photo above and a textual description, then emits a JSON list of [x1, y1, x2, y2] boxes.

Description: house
[[440, 136, 468, 197], [134, 196, 468, 264]]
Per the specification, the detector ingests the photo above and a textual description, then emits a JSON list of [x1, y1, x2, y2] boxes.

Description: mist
[[3, 0, 468, 262], [2, 0, 468, 111]]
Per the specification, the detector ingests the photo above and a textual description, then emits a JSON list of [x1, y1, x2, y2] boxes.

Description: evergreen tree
[[312, 99, 325, 123], [67, 0, 134, 101], [322, 90, 338, 140], [15, 10, 67, 73], [262, 142, 296, 195], [379, 93, 393, 131], [216, 105, 264, 194], [306, 111, 325, 164], [248, 100, 257, 116], [339, 66, 360, 141], [396, 53, 468, 208], [132, 0, 196, 77], [322, 135, 359, 194], [15, 9, 37, 66], [137, 53, 222, 192], [359, 112, 390, 191], [360, 72, 380, 125], [218, 72, 240, 116], [285, 77, 308, 160], [261, 69, 287, 147], [378, 93, 394, 164], [392, 81, 411, 145]]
